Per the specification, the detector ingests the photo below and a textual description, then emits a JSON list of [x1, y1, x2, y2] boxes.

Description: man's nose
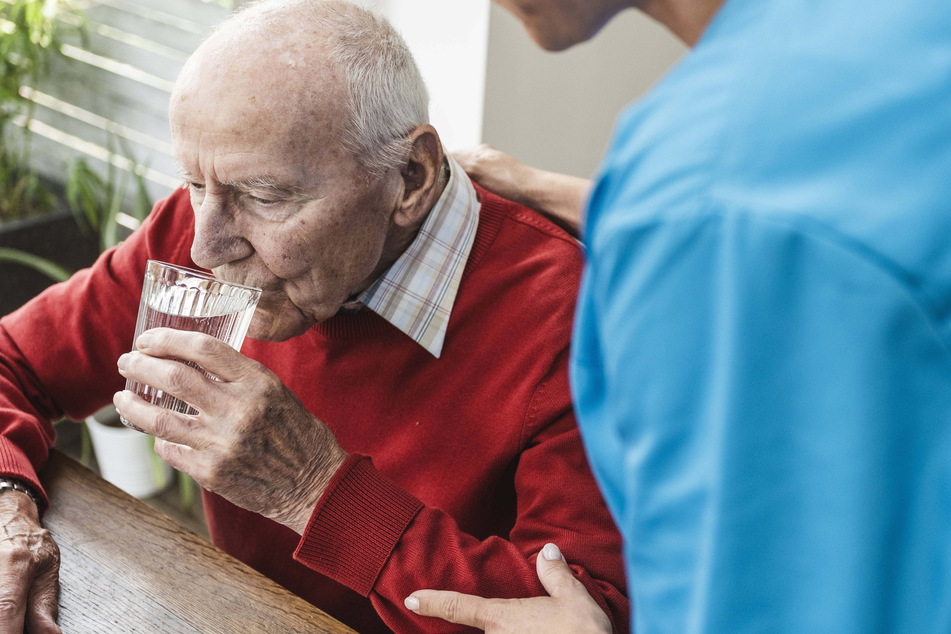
[[189, 194, 252, 269]]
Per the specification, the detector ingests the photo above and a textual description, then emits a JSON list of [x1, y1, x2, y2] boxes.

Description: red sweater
[[0, 186, 628, 633]]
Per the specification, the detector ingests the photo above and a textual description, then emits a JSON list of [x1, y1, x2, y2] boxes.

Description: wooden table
[[40, 450, 356, 633]]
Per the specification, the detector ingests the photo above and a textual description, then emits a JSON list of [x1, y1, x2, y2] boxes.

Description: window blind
[[16, 0, 233, 205]]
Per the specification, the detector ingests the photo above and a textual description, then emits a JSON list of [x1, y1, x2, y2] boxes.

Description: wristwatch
[[0, 477, 40, 506]]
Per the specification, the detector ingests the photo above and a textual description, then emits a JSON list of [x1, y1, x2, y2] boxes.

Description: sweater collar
[[347, 155, 480, 358]]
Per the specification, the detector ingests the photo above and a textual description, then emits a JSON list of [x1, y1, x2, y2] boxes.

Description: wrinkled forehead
[[170, 28, 347, 145], [170, 29, 347, 127]]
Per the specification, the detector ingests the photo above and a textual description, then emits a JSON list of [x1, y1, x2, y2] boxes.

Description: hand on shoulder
[[453, 145, 589, 239]]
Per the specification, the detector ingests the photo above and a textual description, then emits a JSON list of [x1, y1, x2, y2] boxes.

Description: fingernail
[[117, 353, 131, 371], [404, 596, 420, 611], [136, 333, 154, 349], [542, 543, 562, 561]]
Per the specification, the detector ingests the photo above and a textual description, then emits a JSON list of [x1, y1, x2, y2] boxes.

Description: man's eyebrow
[[224, 175, 303, 194], [174, 165, 310, 200]]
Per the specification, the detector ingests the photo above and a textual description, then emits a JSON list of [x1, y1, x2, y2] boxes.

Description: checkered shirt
[[354, 155, 480, 358]]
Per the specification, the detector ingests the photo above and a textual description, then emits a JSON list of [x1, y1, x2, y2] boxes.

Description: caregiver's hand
[[405, 543, 612, 633], [453, 145, 590, 238], [114, 327, 348, 534]]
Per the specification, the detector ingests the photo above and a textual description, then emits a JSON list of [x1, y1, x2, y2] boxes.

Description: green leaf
[[101, 169, 126, 251], [0, 246, 72, 282]]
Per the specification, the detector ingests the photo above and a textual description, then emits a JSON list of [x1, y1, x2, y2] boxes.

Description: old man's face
[[169, 42, 403, 342]]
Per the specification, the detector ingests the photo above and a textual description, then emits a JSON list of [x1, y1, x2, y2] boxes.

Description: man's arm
[[453, 145, 590, 238]]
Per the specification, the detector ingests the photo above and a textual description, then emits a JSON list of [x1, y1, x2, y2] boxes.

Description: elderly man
[[0, 1, 628, 632]]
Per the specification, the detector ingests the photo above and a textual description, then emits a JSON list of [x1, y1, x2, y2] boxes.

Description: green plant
[[1, 0, 63, 115], [66, 141, 153, 251], [0, 144, 152, 279], [0, 139, 56, 222], [1, 0, 85, 223], [1, 0, 200, 512]]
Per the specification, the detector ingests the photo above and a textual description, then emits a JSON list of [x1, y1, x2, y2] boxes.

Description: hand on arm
[[114, 328, 349, 534], [0, 489, 61, 633], [299, 347, 629, 633], [405, 543, 612, 634], [453, 145, 590, 238]]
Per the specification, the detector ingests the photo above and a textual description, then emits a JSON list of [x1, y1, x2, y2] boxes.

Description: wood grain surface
[[40, 450, 356, 633]]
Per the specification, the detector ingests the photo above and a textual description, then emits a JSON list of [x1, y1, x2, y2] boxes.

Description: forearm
[[0, 194, 188, 498], [0, 326, 62, 503], [524, 169, 590, 238]]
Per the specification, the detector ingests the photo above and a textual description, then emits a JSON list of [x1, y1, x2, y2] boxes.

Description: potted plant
[[84, 405, 172, 498]]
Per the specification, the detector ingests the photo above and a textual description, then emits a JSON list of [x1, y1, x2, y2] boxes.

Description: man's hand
[[114, 328, 348, 534], [404, 543, 613, 634], [0, 491, 61, 633]]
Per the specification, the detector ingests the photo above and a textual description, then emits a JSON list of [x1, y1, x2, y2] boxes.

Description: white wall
[[481, 5, 686, 178], [361, 0, 491, 151]]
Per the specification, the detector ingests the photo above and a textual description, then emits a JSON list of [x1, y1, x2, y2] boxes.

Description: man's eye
[[188, 182, 205, 192], [247, 194, 280, 206]]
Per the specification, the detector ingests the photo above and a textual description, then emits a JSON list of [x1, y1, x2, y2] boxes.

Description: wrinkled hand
[[452, 145, 589, 238], [0, 492, 61, 633], [114, 328, 348, 534], [405, 543, 612, 634]]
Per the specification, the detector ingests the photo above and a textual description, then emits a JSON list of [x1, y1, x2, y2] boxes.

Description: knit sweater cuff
[[293, 453, 423, 596], [0, 437, 48, 512]]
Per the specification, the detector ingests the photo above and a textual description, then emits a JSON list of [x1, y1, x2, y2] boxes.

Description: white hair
[[224, 0, 430, 178]]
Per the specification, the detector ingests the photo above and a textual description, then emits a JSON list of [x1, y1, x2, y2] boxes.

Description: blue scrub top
[[571, 0, 951, 631]]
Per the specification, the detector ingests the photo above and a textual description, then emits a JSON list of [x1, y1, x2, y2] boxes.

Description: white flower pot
[[84, 405, 172, 498]]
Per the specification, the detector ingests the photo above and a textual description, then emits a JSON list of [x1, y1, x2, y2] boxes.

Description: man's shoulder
[[472, 185, 582, 266], [452, 186, 582, 336]]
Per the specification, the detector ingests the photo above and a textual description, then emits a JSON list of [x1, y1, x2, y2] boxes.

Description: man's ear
[[393, 124, 444, 228]]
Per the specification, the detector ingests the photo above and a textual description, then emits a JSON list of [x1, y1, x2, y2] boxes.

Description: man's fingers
[[113, 390, 203, 448], [134, 328, 248, 382], [117, 351, 213, 413], [0, 587, 28, 634], [536, 543, 587, 599], [405, 589, 498, 628], [26, 561, 61, 634]]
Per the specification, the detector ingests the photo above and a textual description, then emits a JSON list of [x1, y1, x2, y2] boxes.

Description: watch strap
[[0, 477, 40, 506]]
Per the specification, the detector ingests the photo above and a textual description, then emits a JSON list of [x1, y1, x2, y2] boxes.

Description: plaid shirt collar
[[352, 154, 480, 358]]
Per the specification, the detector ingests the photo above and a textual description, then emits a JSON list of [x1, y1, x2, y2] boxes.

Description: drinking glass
[[120, 260, 262, 429]]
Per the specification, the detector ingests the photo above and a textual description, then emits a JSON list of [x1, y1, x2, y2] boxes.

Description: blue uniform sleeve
[[571, 204, 951, 633]]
